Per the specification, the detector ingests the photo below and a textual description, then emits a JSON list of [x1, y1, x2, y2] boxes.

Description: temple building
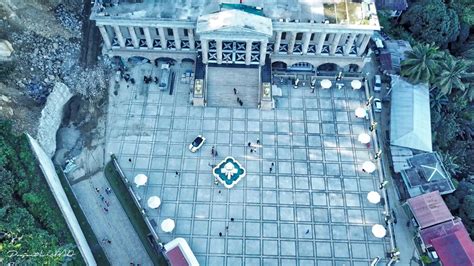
[[91, 0, 380, 107]]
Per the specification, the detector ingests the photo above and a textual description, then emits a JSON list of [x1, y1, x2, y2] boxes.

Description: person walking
[[233, 88, 237, 95], [256, 139, 260, 145], [211, 146, 215, 156]]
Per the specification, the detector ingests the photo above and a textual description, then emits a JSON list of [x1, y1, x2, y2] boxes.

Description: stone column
[[216, 39, 223, 64], [158, 27, 167, 50], [128, 26, 139, 48], [201, 39, 209, 64], [173, 28, 181, 50], [288, 32, 296, 54], [143, 27, 153, 48], [302, 32, 312, 54], [274, 31, 282, 54], [329, 33, 342, 55], [356, 34, 363, 47], [316, 32, 326, 54], [98, 25, 111, 49], [327, 33, 335, 43], [357, 34, 371, 56], [188, 29, 195, 50], [344, 33, 357, 55], [260, 40, 268, 65], [113, 25, 125, 48], [245, 40, 252, 65]]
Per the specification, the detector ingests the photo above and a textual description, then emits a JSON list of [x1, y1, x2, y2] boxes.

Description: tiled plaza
[[106, 64, 390, 265]]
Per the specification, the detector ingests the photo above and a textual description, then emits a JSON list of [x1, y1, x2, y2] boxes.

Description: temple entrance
[[206, 66, 259, 108]]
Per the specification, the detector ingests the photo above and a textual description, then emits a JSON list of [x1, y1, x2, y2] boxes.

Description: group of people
[[95, 187, 112, 213], [211, 146, 218, 157], [233, 88, 244, 106], [123, 73, 135, 84], [247, 139, 260, 153], [143, 75, 158, 84], [218, 217, 236, 237]]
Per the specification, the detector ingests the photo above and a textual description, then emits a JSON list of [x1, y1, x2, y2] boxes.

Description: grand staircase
[[206, 66, 259, 108]]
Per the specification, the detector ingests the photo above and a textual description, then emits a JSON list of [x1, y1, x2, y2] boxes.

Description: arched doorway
[[288, 62, 315, 72], [317, 63, 340, 72], [347, 64, 360, 72], [155, 57, 177, 67], [182, 58, 195, 64], [127, 56, 150, 64], [271, 61, 287, 71]]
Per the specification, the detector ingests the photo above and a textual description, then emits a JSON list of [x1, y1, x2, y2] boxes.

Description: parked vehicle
[[374, 98, 382, 112], [374, 75, 382, 92], [159, 64, 171, 91], [189, 135, 206, 152]]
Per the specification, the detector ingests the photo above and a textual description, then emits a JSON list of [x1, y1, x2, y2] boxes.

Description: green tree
[[400, 0, 460, 47], [401, 43, 442, 84], [452, 0, 474, 26], [439, 152, 462, 176], [435, 54, 468, 96]]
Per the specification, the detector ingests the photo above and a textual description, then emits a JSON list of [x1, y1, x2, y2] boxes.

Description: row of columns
[[200, 39, 268, 66], [98, 25, 195, 51], [271, 31, 371, 56], [98, 25, 372, 58]]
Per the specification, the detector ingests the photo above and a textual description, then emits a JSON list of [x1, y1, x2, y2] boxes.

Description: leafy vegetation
[[400, 0, 460, 48], [380, 0, 474, 234], [445, 180, 474, 235], [0, 120, 83, 265]]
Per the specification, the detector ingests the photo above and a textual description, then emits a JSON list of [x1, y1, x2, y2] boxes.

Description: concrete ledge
[[27, 134, 96, 266]]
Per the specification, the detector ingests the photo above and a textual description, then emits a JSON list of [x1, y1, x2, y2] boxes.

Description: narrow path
[[72, 172, 153, 266], [79, 0, 100, 66]]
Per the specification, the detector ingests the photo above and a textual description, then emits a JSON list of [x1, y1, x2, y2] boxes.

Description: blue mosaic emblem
[[212, 157, 246, 189]]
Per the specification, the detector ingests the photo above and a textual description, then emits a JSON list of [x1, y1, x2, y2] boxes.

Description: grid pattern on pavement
[[106, 64, 390, 266]]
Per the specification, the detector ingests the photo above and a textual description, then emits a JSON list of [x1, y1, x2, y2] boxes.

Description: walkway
[[72, 172, 153, 265], [106, 62, 391, 265]]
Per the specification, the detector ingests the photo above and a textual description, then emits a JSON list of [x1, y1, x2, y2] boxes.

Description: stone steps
[[206, 67, 259, 108]]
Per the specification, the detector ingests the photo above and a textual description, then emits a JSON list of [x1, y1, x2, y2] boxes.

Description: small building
[[390, 76, 432, 154], [375, 0, 408, 17], [406, 192, 474, 265], [406, 191, 453, 230], [164, 238, 199, 266], [401, 152, 455, 197], [379, 40, 412, 75], [430, 227, 474, 266], [389, 75, 434, 190]]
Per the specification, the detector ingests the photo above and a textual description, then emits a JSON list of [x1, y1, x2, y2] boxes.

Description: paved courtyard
[[106, 63, 390, 265]]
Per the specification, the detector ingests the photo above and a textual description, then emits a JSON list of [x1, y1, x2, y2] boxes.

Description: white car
[[374, 75, 382, 92], [189, 135, 206, 152], [374, 98, 382, 113]]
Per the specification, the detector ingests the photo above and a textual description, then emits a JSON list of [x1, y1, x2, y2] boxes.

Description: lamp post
[[374, 150, 382, 160], [369, 121, 377, 132]]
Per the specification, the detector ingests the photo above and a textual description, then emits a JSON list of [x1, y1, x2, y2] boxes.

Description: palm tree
[[401, 43, 442, 84], [435, 54, 468, 96], [429, 88, 449, 113]]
